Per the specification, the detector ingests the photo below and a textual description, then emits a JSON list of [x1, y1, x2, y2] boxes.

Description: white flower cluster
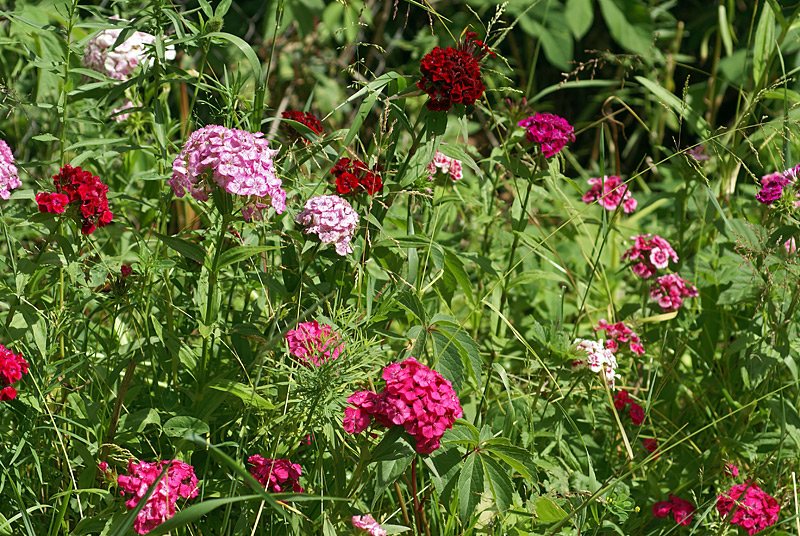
[[571, 338, 619, 388]]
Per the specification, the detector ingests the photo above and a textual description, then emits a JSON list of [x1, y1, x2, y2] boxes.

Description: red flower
[[653, 494, 695, 526], [121, 264, 133, 278], [37, 165, 113, 235], [417, 32, 493, 112], [629, 402, 645, 425], [613, 389, 630, 410], [0, 386, 17, 401], [36, 192, 70, 214], [282, 110, 323, 142], [331, 158, 382, 196]]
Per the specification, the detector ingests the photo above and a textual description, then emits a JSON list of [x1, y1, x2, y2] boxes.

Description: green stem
[[199, 214, 231, 389]]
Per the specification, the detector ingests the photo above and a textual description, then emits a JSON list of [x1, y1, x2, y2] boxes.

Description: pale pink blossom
[[83, 23, 176, 80], [352, 514, 387, 536], [296, 195, 359, 256], [572, 338, 619, 388], [0, 139, 21, 200]]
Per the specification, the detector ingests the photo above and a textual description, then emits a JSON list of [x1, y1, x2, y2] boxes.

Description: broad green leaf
[[458, 452, 484, 523], [370, 426, 416, 462], [565, 0, 594, 39], [154, 232, 206, 265], [535, 496, 569, 523], [432, 330, 465, 392], [753, 2, 775, 83], [207, 379, 275, 410], [483, 444, 534, 481], [481, 455, 513, 514], [215, 245, 277, 272], [597, 0, 654, 55], [371, 456, 414, 508], [163, 416, 210, 438]]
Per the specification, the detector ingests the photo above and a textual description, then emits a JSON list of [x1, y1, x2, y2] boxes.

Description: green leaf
[[436, 144, 481, 176], [144, 496, 264, 535], [432, 330, 464, 392], [444, 250, 473, 304], [163, 416, 210, 438], [481, 455, 513, 514], [370, 426, 416, 462], [32, 133, 59, 142], [636, 76, 709, 136], [458, 452, 484, 523], [565, 0, 594, 39], [371, 456, 414, 508], [534, 496, 568, 523], [205, 32, 262, 82], [753, 2, 775, 83], [215, 245, 277, 272], [483, 444, 534, 481], [597, 0, 654, 55], [207, 379, 275, 410], [344, 89, 382, 148], [154, 232, 206, 265]]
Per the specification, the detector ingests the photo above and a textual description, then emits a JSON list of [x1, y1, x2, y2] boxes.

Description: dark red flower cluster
[[282, 110, 323, 142], [643, 438, 660, 459], [36, 165, 113, 234], [612, 390, 645, 425], [417, 32, 494, 112], [716, 482, 780, 535], [248, 455, 303, 493], [0, 344, 28, 401], [653, 494, 695, 526], [343, 357, 463, 454], [331, 158, 383, 196]]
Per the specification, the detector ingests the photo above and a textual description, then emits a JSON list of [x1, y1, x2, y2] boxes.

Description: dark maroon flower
[[613, 390, 630, 410], [629, 402, 645, 426], [282, 110, 323, 142]]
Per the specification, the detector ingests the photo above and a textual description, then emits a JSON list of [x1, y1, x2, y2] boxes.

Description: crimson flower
[[282, 110, 323, 142], [331, 158, 383, 196], [37, 165, 113, 234], [653, 494, 695, 526]]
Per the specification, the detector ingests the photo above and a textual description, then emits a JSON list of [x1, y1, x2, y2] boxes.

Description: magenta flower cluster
[[248, 455, 303, 493], [0, 139, 21, 200], [171, 125, 286, 221], [83, 24, 176, 80], [0, 344, 29, 402], [343, 357, 463, 454], [427, 151, 463, 183], [285, 320, 343, 366], [653, 494, 695, 526], [351, 514, 387, 536], [756, 165, 799, 206], [117, 459, 199, 535], [582, 176, 637, 214], [650, 273, 698, 312], [295, 195, 359, 256], [622, 234, 679, 279], [518, 113, 575, 158], [596, 319, 645, 355], [716, 482, 780, 535]]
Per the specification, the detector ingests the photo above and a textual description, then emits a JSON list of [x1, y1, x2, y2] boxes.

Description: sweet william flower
[[248, 455, 303, 493], [756, 165, 799, 206], [427, 151, 463, 183], [518, 113, 575, 158], [653, 494, 695, 526], [83, 23, 176, 80], [296, 195, 359, 256], [36, 165, 113, 235], [282, 110, 323, 142], [595, 319, 645, 355], [331, 158, 383, 196], [650, 273, 698, 312], [582, 176, 637, 213], [716, 482, 780, 535], [0, 139, 21, 199], [572, 338, 619, 388], [622, 234, 679, 279], [284, 321, 343, 366], [352, 514, 387, 536]]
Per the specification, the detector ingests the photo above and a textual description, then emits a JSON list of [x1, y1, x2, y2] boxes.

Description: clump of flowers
[[352, 514, 387, 536], [0, 139, 21, 199], [621, 234, 679, 279], [248, 455, 303, 493], [581, 176, 637, 214], [282, 110, 323, 142], [653, 494, 695, 526], [716, 482, 780, 535], [285, 321, 343, 366], [170, 125, 285, 222], [571, 338, 619, 388], [343, 357, 463, 454], [83, 24, 176, 80], [725, 463, 740, 477], [417, 31, 494, 112], [612, 390, 645, 425], [756, 165, 799, 206], [0, 345, 29, 402], [427, 151, 463, 183], [117, 459, 199, 535], [595, 319, 645, 355], [643, 438, 660, 458], [296, 195, 359, 256], [518, 113, 575, 158], [650, 273, 699, 312], [331, 157, 383, 196], [36, 165, 114, 235]]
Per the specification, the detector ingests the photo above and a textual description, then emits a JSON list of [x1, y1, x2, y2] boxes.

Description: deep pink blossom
[[629, 402, 645, 426], [643, 438, 660, 459], [716, 482, 780, 535], [284, 321, 343, 366], [595, 319, 645, 355], [248, 455, 303, 493], [0, 139, 21, 199], [650, 273, 698, 312], [581, 176, 637, 213], [0, 345, 28, 402], [352, 514, 387, 536], [622, 234, 679, 279], [613, 390, 630, 410], [518, 113, 575, 158], [653, 494, 695, 526], [725, 463, 739, 477], [756, 165, 799, 206]]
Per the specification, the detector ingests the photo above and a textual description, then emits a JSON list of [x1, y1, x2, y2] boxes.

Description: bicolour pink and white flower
[[83, 23, 176, 80], [572, 338, 619, 388], [427, 151, 463, 183], [716, 482, 780, 535], [296, 195, 359, 256], [0, 139, 21, 200], [352, 514, 387, 536], [248, 455, 303, 493], [595, 319, 645, 355], [581, 176, 637, 214], [650, 273, 698, 312], [285, 321, 343, 366], [622, 234, 679, 279]]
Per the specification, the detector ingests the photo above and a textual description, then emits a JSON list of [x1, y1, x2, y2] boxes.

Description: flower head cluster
[[282, 110, 323, 142], [352, 514, 387, 536], [518, 113, 575, 158], [296, 195, 359, 256], [653, 494, 695, 526], [0, 345, 29, 402], [343, 357, 463, 454], [117, 459, 199, 535], [581, 176, 637, 214], [171, 125, 285, 221], [595, 319, 645, 355], [756, 165, 799, 206], [427, 151, 463, 183], [248, 455, 303, 493], [622, 234, 679, 279], [716, 482, 780, 535], [417, 32, 493, 112], [612, 390, 644, 425], [285, 321, 343, 366], [0, 139, 21, 200], [650, 273, 698, 312], [83, 25, 176, 80], [571, 338, 619, 388], [331, 158, 383, 196], [643, 438, 660, 458], [36, 165, 113, 234]]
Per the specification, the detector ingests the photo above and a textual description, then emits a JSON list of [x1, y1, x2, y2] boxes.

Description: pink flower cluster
[[716, 482, 780, 535], [0, 345, 29, 402], [296, 195, 359, 256], [518, 113, 575, 158], [581, 176, 637, 214], [83, 24, 176, 80], [427, 151, 463, 183], [285, 321, 343, 366], [622, 234, 679, 279], [595, 319, 645, 355], [653, 494, 695, 526], [756, 165, 799, 206], [117, 459, 199, 535], [343, 357, 463, 454], [248, 455, 303, 493], [352, 514, 387, 536], [0, 139, 21, 200], [171, 125, 285, 221], [650, 273, 698, 312], [612, 390, 644, 425], [571, 338, 619, 388]]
